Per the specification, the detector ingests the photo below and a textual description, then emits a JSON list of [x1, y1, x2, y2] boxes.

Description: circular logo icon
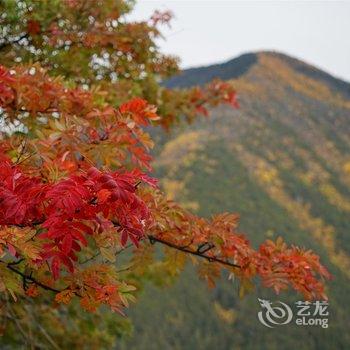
[[258, 298, 293, 328]]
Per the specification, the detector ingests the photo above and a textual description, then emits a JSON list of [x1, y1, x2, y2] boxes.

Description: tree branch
[[0, 33, 28, 51], [5, 263, 60, 293], [147, 235, 241, 269], [2, 225, 240, 296]]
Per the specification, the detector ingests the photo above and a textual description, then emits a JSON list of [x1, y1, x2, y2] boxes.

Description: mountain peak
[[165, 51, 350, 99], [164, 52, 257, 88]]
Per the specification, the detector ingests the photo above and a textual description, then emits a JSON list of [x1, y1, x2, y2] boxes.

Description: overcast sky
[[131, 1, 350, 82]]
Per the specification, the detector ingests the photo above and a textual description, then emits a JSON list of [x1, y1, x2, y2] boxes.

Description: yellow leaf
[[100, 247, 116, 263], [55, 289, 74, 305]]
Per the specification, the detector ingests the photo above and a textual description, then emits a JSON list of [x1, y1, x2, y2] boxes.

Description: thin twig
[[80, 251, 100, 264], [37, 324, 60, 350], [15, 151, 37, 167], [14, 138, 27, 165], [8, 258, 25, 266], [116, 265, 134, 273], [5, 264, 60, 293], [148, 235, 241, 269], [0, 33, 28, 51]]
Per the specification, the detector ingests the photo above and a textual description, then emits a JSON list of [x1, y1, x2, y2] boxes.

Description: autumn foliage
[[0, 0, 330, 346]]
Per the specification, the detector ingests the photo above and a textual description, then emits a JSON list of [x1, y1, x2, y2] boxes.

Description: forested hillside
[[118, 51, 350, 350]]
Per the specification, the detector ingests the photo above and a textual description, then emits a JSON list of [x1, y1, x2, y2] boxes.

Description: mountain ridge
[[166, 51, 350, 99]]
